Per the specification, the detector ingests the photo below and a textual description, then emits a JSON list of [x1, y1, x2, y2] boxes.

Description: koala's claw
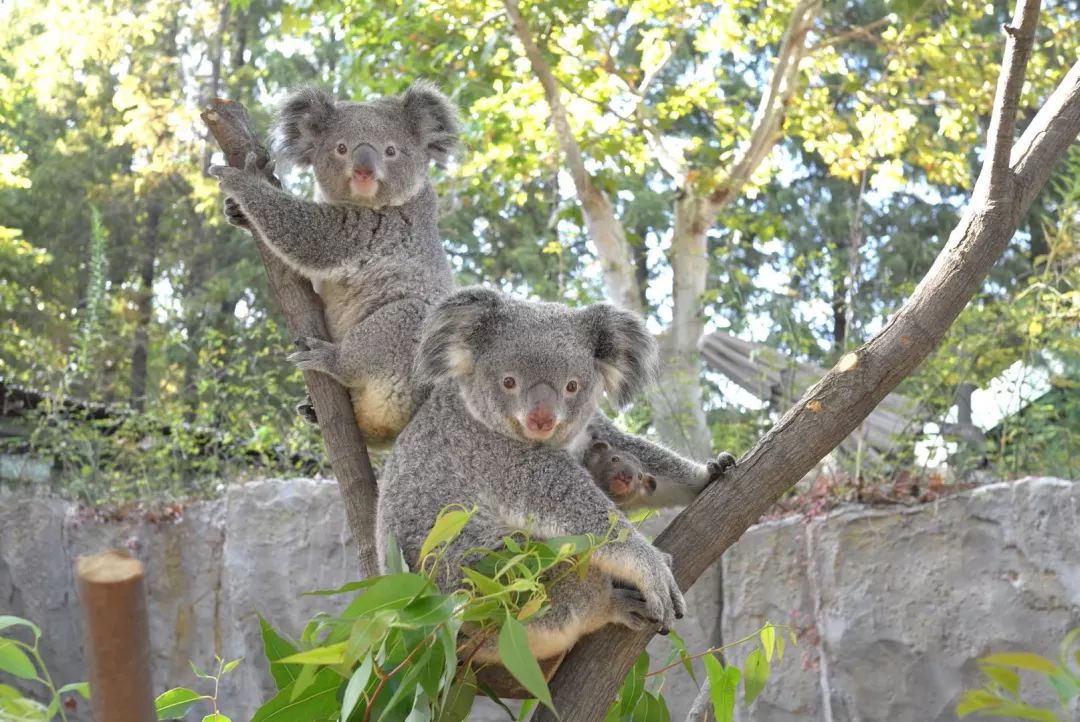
[[706, 451, 737, 483], [296, 397, 319, 426], [612, 584, 661, 631], [287, 336, 338, 374], [224, 197, 249, 228]]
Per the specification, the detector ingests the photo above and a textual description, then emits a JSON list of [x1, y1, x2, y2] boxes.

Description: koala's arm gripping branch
[[201, 98, 381, 578], [231, 183, 380, 277]]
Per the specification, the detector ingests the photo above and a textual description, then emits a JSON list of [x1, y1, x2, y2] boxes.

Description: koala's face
[[584, 441, 657, 504], [309, 105, 430, 207], [417, 288, 659, 447], [273, 82, 461, 209]]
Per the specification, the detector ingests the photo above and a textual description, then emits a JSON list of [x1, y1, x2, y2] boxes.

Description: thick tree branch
[[201, 98, 380, 578], [503, 0, 643, 314], [536, 7, 1080, 721]]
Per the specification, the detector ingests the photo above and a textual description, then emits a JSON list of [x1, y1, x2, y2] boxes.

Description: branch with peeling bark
[[200, 98, 381, 578], [535, 2, 1080, 719]]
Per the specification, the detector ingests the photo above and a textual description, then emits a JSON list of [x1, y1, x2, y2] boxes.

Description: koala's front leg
[[585, 413, 737, 508], [210, 153, 376, 279]]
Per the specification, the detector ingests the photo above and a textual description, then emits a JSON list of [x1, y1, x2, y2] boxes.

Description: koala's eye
[[612, 456, 621, 463], [336, 143, 348, 155], [502, 376, 517, 390], [565, 380, 579, 393], [385, 145, 397, 157]]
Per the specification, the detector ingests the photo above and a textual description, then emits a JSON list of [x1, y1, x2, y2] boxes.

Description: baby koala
[[583, 439, 657, 508], [378, 287, 687, 663], [210, 82, 459, 446]]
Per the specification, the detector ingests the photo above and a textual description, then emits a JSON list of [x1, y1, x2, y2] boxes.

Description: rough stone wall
[[1, 477, 1077, 721]]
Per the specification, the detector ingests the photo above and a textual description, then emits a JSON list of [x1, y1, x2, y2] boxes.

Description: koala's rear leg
[[296, 395, 319, 425]]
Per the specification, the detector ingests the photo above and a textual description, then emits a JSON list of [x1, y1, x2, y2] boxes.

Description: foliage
[[154, 655, 243, 722], [252, 509, 792, 720], [0, 616, 89, 721], [957, 628, 1080, 721]]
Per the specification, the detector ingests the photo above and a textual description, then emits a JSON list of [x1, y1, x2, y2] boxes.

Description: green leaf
[[978, 703, 1063, 721], [251, 668, 342, 722], [303, 578, 381, 597], [0, 617, 41, 642], [760, 624, 776, 663], [341, 653, 374, 720], [191, 660, 212, 679], [203, 715, 231, 722], [155, 687, 204, 720], [396, 594, 458, 628], [57, 682, 90, 700], [346, 615, 392, 668], [419, 507, 475, 560], [776, 634, 786, 662], [631, 692, 670, 722], [341, 574, 431, 619], [667, 631, 697, 684], [259, 616, 302, 690], [221, 657, 243, 675], [704, 656, 740, 722], [981, 653, 1059, 674], [278, 642, 347, 666], [957, 689, 1006, 717], [497, 616, 553, 712], [290, 664, 319, 703], [619, 652, 649, 715], [743, 648, 769, 705], [1048, 672, 1080, 706], [383, 535, 409, 575], [0, 640, 38, 680], [979, 663, 1020, 696], [436, 669, 477, 722]]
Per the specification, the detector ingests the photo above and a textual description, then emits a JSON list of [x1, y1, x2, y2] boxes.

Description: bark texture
[[535, 4, 1080, 719], [201, 98, 380, 578]]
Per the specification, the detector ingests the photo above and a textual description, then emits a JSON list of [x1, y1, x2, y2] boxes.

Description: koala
[[377, 287, 687, 663], [574, 417, 738, 508], [583, 439, 657, 508], [209, 82, 460, 446]]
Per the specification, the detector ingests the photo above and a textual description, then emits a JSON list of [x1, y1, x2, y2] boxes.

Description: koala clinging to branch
[[584, 439, 658, 508], [378, 287, 691, 662], [209, 82, 459, 446]]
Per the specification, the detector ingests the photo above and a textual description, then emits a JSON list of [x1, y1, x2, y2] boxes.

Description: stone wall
[[1, 477, 1077, 721]]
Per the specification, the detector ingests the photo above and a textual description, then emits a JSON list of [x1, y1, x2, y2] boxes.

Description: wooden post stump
[[76, 549, 156, 722]]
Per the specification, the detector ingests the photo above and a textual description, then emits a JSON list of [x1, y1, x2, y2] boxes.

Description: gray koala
[[583, 439, 657, 508], [577, 422, 737, 508], [209, 82, 459, 446], [377, 287, 689, 663]]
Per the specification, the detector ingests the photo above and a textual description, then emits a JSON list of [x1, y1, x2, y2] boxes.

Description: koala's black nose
[[352, 144, 380, 178]]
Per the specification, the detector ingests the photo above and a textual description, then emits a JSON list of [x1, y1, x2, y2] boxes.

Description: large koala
[[377, 287, 690, 663], [209, 82, 459, 446]]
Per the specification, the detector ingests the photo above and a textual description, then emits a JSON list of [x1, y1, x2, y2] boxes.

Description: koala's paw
[[296, 396, 319, 426], [633, 548, 686, 634], [706, 451, 737, 484], [287, 336, 338, 374], [209, 152, 275, 195], [611, 582, 660, 632], [224, 197, 249, 228]]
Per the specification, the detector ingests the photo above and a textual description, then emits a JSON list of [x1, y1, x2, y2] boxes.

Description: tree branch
[[708, 0, 822, 211], [201, 98, 380, 578], [503, 0, 643, 314], [535, 5, 1080, 720]]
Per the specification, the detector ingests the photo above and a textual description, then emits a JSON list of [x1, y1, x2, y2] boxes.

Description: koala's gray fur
[[582, 439, 657, 508], [209, 82, 459, 446], [377, 287, 687, 662]]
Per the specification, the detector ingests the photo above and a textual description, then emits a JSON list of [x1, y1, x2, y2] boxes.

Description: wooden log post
[[201, 99, 381, 578], [76, 550, 156, 722]]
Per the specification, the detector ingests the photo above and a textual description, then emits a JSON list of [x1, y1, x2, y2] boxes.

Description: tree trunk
[[130, 200, 160, 412]]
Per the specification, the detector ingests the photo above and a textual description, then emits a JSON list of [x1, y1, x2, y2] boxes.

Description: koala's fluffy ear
[[578, 304, 658, 407], [401, 81, 462, 167], [416, 286, 503, 386], [272, 87, 338, 167]]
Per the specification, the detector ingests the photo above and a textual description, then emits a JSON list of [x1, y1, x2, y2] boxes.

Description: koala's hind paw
[[706, 452, 737, 483], [287, 336, 338, 375], [296, 397, 319, 426], [224, 197, 249, 228]]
